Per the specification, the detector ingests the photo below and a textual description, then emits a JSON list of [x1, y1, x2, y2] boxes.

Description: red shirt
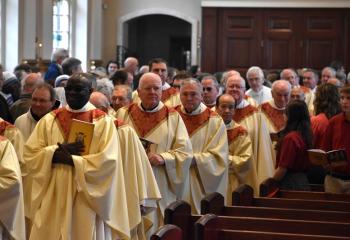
[[322, 113, 350, 175], [276, 131, 310, 172], [311, 113, 329, 149]]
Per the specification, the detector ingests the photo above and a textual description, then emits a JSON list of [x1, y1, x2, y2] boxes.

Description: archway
[[118, 8, 199, 69]]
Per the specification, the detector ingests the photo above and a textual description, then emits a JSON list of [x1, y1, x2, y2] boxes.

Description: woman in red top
[[273, 100, 313, 190], [309, 83, 341, 183], [312, 83, 341, 148]]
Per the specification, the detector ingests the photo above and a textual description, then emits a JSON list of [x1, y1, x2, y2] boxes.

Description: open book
[[308, 149, 348, 167], [67, 119, 94, 155]]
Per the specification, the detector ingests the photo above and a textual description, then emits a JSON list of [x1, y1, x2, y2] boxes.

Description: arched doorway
[[124, 14, 191, 70], [117, 8, 200, 69]]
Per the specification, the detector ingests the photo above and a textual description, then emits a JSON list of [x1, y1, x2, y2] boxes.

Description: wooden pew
[[165, 200, 350, 240], [201, 192, 350, 222], [150, 224, 182, 240], [260, 178, 350, 201], [233, 184, 350, 212], [195, 214, 350, 240]]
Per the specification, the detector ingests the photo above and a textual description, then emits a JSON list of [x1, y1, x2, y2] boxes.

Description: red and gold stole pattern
[[128, 103, 173, 138], [114, 118, 126, 129], [52, 108, 106, 141], [300, 86, 311, 94], [0, 120, 15, 136], [227, 125, 247, 144], [162, 87, 178, 102], [233, 105, 258, 123], [175, 106, 217, 136], [260, 102, 286, 132]]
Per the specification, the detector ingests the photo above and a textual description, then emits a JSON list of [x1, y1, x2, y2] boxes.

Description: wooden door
[[217, 9, 263, 74], [301, 10, 344, 69], [262, 10, 299, 69]]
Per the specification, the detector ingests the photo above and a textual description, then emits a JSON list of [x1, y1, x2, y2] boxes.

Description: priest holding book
[[23, 73, 130, 239]]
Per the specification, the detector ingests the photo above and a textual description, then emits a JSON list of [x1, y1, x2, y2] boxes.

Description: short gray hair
[[114, 84, 132, 101], [201, 75, 219, 89], [51, 48, 69, 62], [246, 66, 264, 80], [322, 67, 336, 77], [96, 78, 114, 101], [180, 78, 202, 94], [271, 80, 291, 92]]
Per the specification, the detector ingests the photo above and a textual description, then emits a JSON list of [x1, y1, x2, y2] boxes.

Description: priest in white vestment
[[15, 83, 56, 141], [0, 136, 25, 240], [0, 118, 24, 165], [175, 78, 228, 214], [90, 91, 161, 240], [226, 75, 274, 192], [259, 80, 291, 166], [116, 73, 192, 236], [23, 73, 130, 239], [216, 94, 253, 204]]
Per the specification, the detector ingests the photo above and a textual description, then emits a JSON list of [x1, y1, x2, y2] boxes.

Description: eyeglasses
[[203, 87, 213, 92]]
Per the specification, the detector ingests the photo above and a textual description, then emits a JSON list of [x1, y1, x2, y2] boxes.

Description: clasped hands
[[147, 152, 165, 166], [52, 142, 84, 166]]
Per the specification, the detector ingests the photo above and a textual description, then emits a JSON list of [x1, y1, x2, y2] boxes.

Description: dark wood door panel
[[217, 9, 262, 72], [263, 10, 299, 68], [201, 7, 350, 73], [202, 8, 219, 74], [301, 10, 344, 68], [304, 39, 337, 69]]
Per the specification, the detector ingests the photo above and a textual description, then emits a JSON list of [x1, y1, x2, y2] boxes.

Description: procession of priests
[[1, 54, 350, 240]]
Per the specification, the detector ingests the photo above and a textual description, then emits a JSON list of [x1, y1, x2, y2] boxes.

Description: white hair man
[[175, 78, 228, 213], [281, 68, 314, 114], [259, 80, 291, 165], [216, 93, 253, 204], [111, 85, 133, 112], [302, 68, 319, 93], [124, 57, 139, 76], [116, 72, 192, 237], [245, 66, 272, 105], [44, 48, 69, 85], [226, 75, 274, 191], [321, 66, 336, 84]]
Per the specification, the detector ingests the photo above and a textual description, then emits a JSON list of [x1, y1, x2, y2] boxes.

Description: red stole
[[227, 126, 247, 144], [114, 118, 127, 129], [162, 87, 178, 102], [260, 102, 286, 132], [0, 120, 15, 136], [233, 105, 258, 123], [128, 103, 173, 138], [52, 108, 106, 141], [300, 86, 311, 94], [175, 106, 217, 136]]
